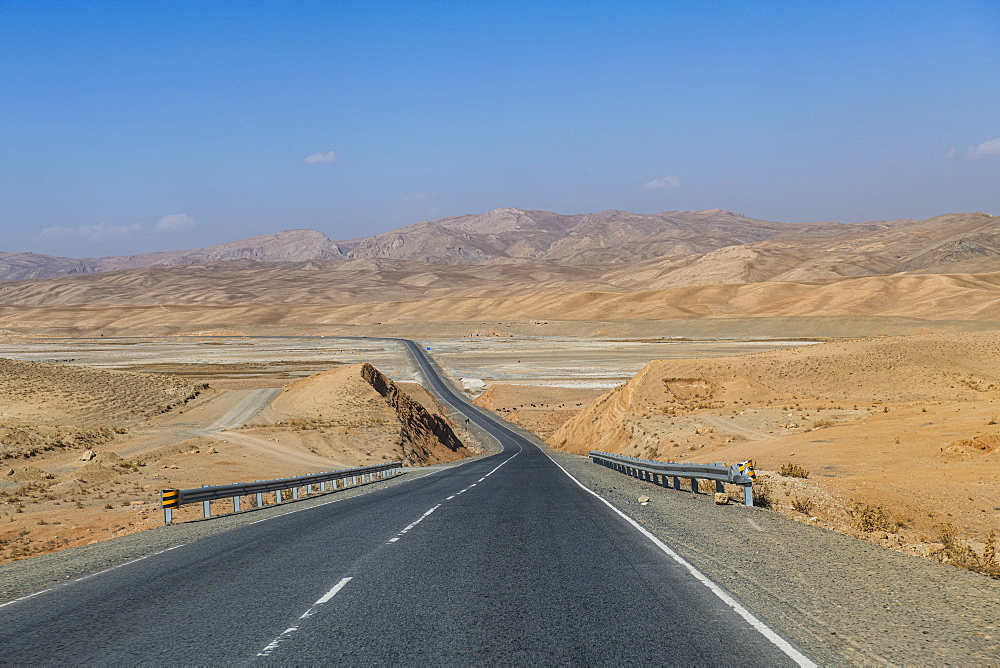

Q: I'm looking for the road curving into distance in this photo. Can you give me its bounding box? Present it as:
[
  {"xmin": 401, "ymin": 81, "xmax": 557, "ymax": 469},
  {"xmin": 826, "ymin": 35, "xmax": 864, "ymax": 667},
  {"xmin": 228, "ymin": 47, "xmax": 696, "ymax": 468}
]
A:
[{"xmin": 0, "ymin": 338, "xmax": 813, "ymax": 665}]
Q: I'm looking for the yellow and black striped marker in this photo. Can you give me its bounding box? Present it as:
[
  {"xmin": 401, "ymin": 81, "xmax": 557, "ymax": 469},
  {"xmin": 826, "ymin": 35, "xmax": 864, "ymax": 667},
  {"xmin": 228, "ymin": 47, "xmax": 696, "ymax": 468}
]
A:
[
  {"xmin": 161, "ymin": 489, "xmax": 180, "ymax": 509},
  {"xmin": 737, "ymin": 461, "xmax": 757, "ymax": 481}
]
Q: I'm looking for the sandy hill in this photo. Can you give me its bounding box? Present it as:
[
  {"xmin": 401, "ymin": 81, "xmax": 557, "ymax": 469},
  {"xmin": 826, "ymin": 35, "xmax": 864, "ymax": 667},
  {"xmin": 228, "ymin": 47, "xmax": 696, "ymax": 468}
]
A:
[
  {"xmin": 549, "ymin": 330, "xmax": 1000, "ymax": 455},
  {"xmin": 260, "ymin": 363, "xmax": 470, "ymax": 465},
  {"xmin": 0, "ymin": 357, "xmax": 199, "ymax": 426},
  {"xmin": 608, "ymin": 212, "xmax": 1000, "ymax": 288},
  {"xmin": 3, "ymin": 266, "xmax": 1000, "ymax": 336},
  {"xmin": 0, "ymin": 258, "xmax": 615, "ymax": 307}
]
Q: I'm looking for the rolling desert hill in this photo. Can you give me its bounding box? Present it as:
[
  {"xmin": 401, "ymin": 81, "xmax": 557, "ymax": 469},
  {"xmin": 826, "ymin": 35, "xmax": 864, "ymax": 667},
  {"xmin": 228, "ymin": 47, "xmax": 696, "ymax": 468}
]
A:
[
  {"xmin": 2, "ymin": 263, "xmax": 1000, "ymax": 336},
  {"xmin": 605, "ymin": 212, "xmax": 1000, "ymax": 288},
  {"xmin": 0, "ymin": 208, "xmax": 998, "ymax": 337}
]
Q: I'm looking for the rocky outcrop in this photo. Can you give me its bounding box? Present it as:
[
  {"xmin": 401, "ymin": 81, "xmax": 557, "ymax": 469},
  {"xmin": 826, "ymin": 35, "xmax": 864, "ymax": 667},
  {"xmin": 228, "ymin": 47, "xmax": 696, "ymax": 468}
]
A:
[
  {"xmin": 358, "ymin": 363, "xmax": 467, "ymax": 464},
  {"xmin": 266, "ymin": 363, "xmax": 470, "ymax": 466}
]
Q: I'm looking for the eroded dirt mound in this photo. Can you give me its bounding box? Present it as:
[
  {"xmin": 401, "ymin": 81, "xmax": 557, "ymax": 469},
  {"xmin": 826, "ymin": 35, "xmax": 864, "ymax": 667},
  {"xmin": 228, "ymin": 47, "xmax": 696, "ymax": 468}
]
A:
[
  {"xmin": 260, "ymin": 363, "xmax": 470, "ymax": 465},
  {"xmin": 0, "ymin": 358, "xmax": 200, "ymax": 426}
]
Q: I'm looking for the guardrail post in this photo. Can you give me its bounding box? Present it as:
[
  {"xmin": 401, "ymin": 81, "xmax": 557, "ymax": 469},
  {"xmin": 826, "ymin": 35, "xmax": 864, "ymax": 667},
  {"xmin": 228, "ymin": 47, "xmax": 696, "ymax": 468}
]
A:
[
  {"xmin": 690, "ymin": 477, "xmax": 698, "ymax": 493},
  {"xmin": 276, "ymin": 489, "xmax": 283, "ymax": 503},
  {"xmin": 715, "ymin": 480, "xmax": 725, "ymax": 494},
  {"xmin": 161, "ymin": 489, "xmax": 179, "ymax": 525},
  {"xmin": 233, "ymin": 496, "xmax": 241, "ymax": 512},
  {"xmin": 203, "ymin": 500, "xmax": 211, "ymax": 518},
  {"xmin": 320, "ymin": 481, "xmax": 326, "ymax": 492},
  {"xmin": 743, "ymin": 484, "xmax": 753, "ymax": 507},
  {"xmin": 256, "ymin": 490, "xmax": 264, "ymax": 507},
  {"xmin": 306, "ymin": 484, "xmax": 313, "ymax": 494},
  {"xmin": 673, "ymin": 476, "xmax": 680, "ymax": 490},
  {"xmin": 292, "ymin": 487, "xmax": 299, "ymax": 500},
  {"xmin": 352, "ymin": 475, "xmax": 357, "ymax": 486}
]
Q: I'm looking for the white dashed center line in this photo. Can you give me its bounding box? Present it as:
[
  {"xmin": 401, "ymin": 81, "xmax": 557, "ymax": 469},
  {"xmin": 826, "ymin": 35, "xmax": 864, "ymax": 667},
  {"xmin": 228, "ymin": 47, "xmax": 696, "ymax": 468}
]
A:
[
  {"xmin": 388, "ymin": 504, "xmax": 441, "ymax": 543},
  {"xmin": 256, "ymin": 577, "xmax": 353, "ymax": 657}
]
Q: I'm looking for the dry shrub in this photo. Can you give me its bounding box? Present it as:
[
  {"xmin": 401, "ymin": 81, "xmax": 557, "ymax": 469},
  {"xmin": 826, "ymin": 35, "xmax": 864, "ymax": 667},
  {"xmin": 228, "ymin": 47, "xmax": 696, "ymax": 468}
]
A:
[
  {"xmin": 931, "ymin": 526, "xmax": 1000, "ymax": 579},
  {"xmin": 778, "ymin": 462, "xmax": 809, "ymax": 478},
  {"xmin": 848, "ymin": 503, "xmax": 897, "ymax": 533},
  {"xmin": 752, "ymin": 477, "xmax": 773, "ymax": 509},
  {"xmin": 791, "ymin": 496, "xmax": 814, "ymax": 514},
  {"xmin": 812, "ymin": 419, "xmax": 834, "ymax": 429}
]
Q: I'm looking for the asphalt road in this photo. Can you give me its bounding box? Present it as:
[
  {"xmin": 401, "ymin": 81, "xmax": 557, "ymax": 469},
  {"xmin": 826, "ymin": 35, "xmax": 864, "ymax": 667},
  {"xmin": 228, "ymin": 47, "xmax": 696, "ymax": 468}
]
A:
[{"xmin": 0, "ymin": 340, "xmax": 812, "ymax": 665}]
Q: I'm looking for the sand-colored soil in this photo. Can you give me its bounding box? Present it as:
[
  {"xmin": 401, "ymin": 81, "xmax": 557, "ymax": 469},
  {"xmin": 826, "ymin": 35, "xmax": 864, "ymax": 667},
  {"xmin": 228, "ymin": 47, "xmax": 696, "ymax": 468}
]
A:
[
  {"xmin": 545, "ymin": 330, "xmax": 1000, "ymax": 568},
  {"xmin": 0, "ymin": 357, "xmax": 200, "ymax": 427},
  {"xmin": 474, "ymin": 384, "xmax": 604, "ymax": 438}
]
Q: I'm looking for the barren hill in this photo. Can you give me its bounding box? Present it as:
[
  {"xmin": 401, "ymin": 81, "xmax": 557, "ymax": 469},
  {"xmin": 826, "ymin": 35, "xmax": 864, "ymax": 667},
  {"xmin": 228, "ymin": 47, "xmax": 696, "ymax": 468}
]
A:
[
  {"xmin": 259, "ymin": 363, "xmax": 470, "ymax": 465},
  {"xmin": 552, "ymin": 330, "xmax": 1000, "ymax": 457},
  {"xmin": 346, "ymin": 207, "xmax": 851, "ymax": 265},
  {"xmin": 0, "ymin": 358, "xmax": 199, "ymax": 427},
  {"xmin": 93, "ymin": 229, "xmax": 348, "ymax": 271},
  {"xmin": 3, "ymin": 263, "xmax": 1000, "ymax": 335},
  {"xmin": 608, "ymin": 212, "xmax": 1000, "ymax": 288}
]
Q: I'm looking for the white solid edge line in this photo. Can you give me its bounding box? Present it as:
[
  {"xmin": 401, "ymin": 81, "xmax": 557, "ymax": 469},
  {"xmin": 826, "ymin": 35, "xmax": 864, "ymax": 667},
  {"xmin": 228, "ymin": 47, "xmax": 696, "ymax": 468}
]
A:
[
  {"xmin": 543, "ymin": 452, "xmax": 816, "ymax": 668},
  {"xmin": 0, "ymin": 541, "xmax": 191, "ymax": 610}
]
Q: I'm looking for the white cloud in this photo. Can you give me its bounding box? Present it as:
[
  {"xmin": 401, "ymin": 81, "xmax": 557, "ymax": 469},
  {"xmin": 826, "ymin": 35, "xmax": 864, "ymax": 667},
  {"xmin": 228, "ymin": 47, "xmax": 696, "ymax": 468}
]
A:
[
  {"xmin": 945, "ymin": 146, "xmax": 958, "ymax": 159},
  {"xmin": 641, "ymin": 175, "xmax": 681, "ymax": 190},
  {"xmin": 302, "ymin": 151, "xmax": 338, "ymax": 164},
  {"xmin": 968, "ymin": 138, "xmax": 1000, "ymax": 159},
  {"xmin": 39, "ymin": 223, "xmax": 142, "ymax": 242},
  {"xmin": 156, "ymin": 213, "xmax": 195, "ymax": 232}
]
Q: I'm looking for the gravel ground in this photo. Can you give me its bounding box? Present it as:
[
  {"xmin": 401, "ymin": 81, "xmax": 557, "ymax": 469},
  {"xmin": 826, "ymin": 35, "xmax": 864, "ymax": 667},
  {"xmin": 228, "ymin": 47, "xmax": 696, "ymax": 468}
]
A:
[{"xmin": 547, "ymin": 448, "xmax": 1000, "ymax": 665}]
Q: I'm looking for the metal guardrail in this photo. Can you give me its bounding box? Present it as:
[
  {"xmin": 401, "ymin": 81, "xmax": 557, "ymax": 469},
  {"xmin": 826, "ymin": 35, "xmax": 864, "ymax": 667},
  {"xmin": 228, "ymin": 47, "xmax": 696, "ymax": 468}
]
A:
[
  {"xmin": 589, "ymin": 451, "xmax": 756, "ymax": 506},
  {"xmin": 161, "ymin": 461, "xmax": 403, "ymax": 524}
]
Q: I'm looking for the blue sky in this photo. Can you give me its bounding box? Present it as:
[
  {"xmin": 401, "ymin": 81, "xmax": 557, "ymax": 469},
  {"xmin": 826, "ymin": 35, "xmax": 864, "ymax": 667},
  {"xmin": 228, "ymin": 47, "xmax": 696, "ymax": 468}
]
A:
[{"xmin": 1, "ymin": 1, "xmax": 998, "ymax": 257}]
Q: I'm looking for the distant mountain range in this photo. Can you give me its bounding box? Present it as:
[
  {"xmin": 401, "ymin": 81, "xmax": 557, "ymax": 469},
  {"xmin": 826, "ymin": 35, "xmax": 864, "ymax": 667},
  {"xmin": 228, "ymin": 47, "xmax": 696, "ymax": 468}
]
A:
[
  {"xmin": 0, "ymin": 229, "xmax": 349, "ymax": 282},
  {"xmin": 2, "ymin": 207, "xmax": 998, "ymax": 284}
]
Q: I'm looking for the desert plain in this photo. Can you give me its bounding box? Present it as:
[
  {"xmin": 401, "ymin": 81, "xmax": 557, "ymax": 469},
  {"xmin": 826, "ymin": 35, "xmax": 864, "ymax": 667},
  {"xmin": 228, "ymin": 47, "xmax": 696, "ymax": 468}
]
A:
[{"xmin": 1, "ymin": 207, "xmax": 1000, "ymax": 579}]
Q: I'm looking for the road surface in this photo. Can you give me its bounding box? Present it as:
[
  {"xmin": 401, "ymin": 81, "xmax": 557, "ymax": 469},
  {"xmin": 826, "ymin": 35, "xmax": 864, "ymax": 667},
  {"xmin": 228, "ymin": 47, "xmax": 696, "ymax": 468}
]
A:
[{"xmin": 0, "ymin": 340, "xmax": 811, "ymax": 665}]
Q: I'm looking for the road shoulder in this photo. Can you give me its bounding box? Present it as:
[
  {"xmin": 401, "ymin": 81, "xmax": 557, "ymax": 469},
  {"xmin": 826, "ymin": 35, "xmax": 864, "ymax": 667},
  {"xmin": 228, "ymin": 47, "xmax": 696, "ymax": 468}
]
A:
[{"xmin": 546, "ymin": 448, "xmax": 1000, "ymax": 665}]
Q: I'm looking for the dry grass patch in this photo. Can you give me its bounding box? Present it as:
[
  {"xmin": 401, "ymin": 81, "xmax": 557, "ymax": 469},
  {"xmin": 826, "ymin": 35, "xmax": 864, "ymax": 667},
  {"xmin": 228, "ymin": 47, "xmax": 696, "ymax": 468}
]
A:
[{"xmin": 778, "ymin": 462, "xmax": 810, "ymax": 478}]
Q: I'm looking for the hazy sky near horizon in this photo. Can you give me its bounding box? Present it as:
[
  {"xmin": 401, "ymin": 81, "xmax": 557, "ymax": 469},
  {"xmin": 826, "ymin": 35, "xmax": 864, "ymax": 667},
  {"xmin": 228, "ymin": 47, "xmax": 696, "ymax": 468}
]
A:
[{"xmin": 2, "ymin": 1, "xmax": 998, "ymax": 257}]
